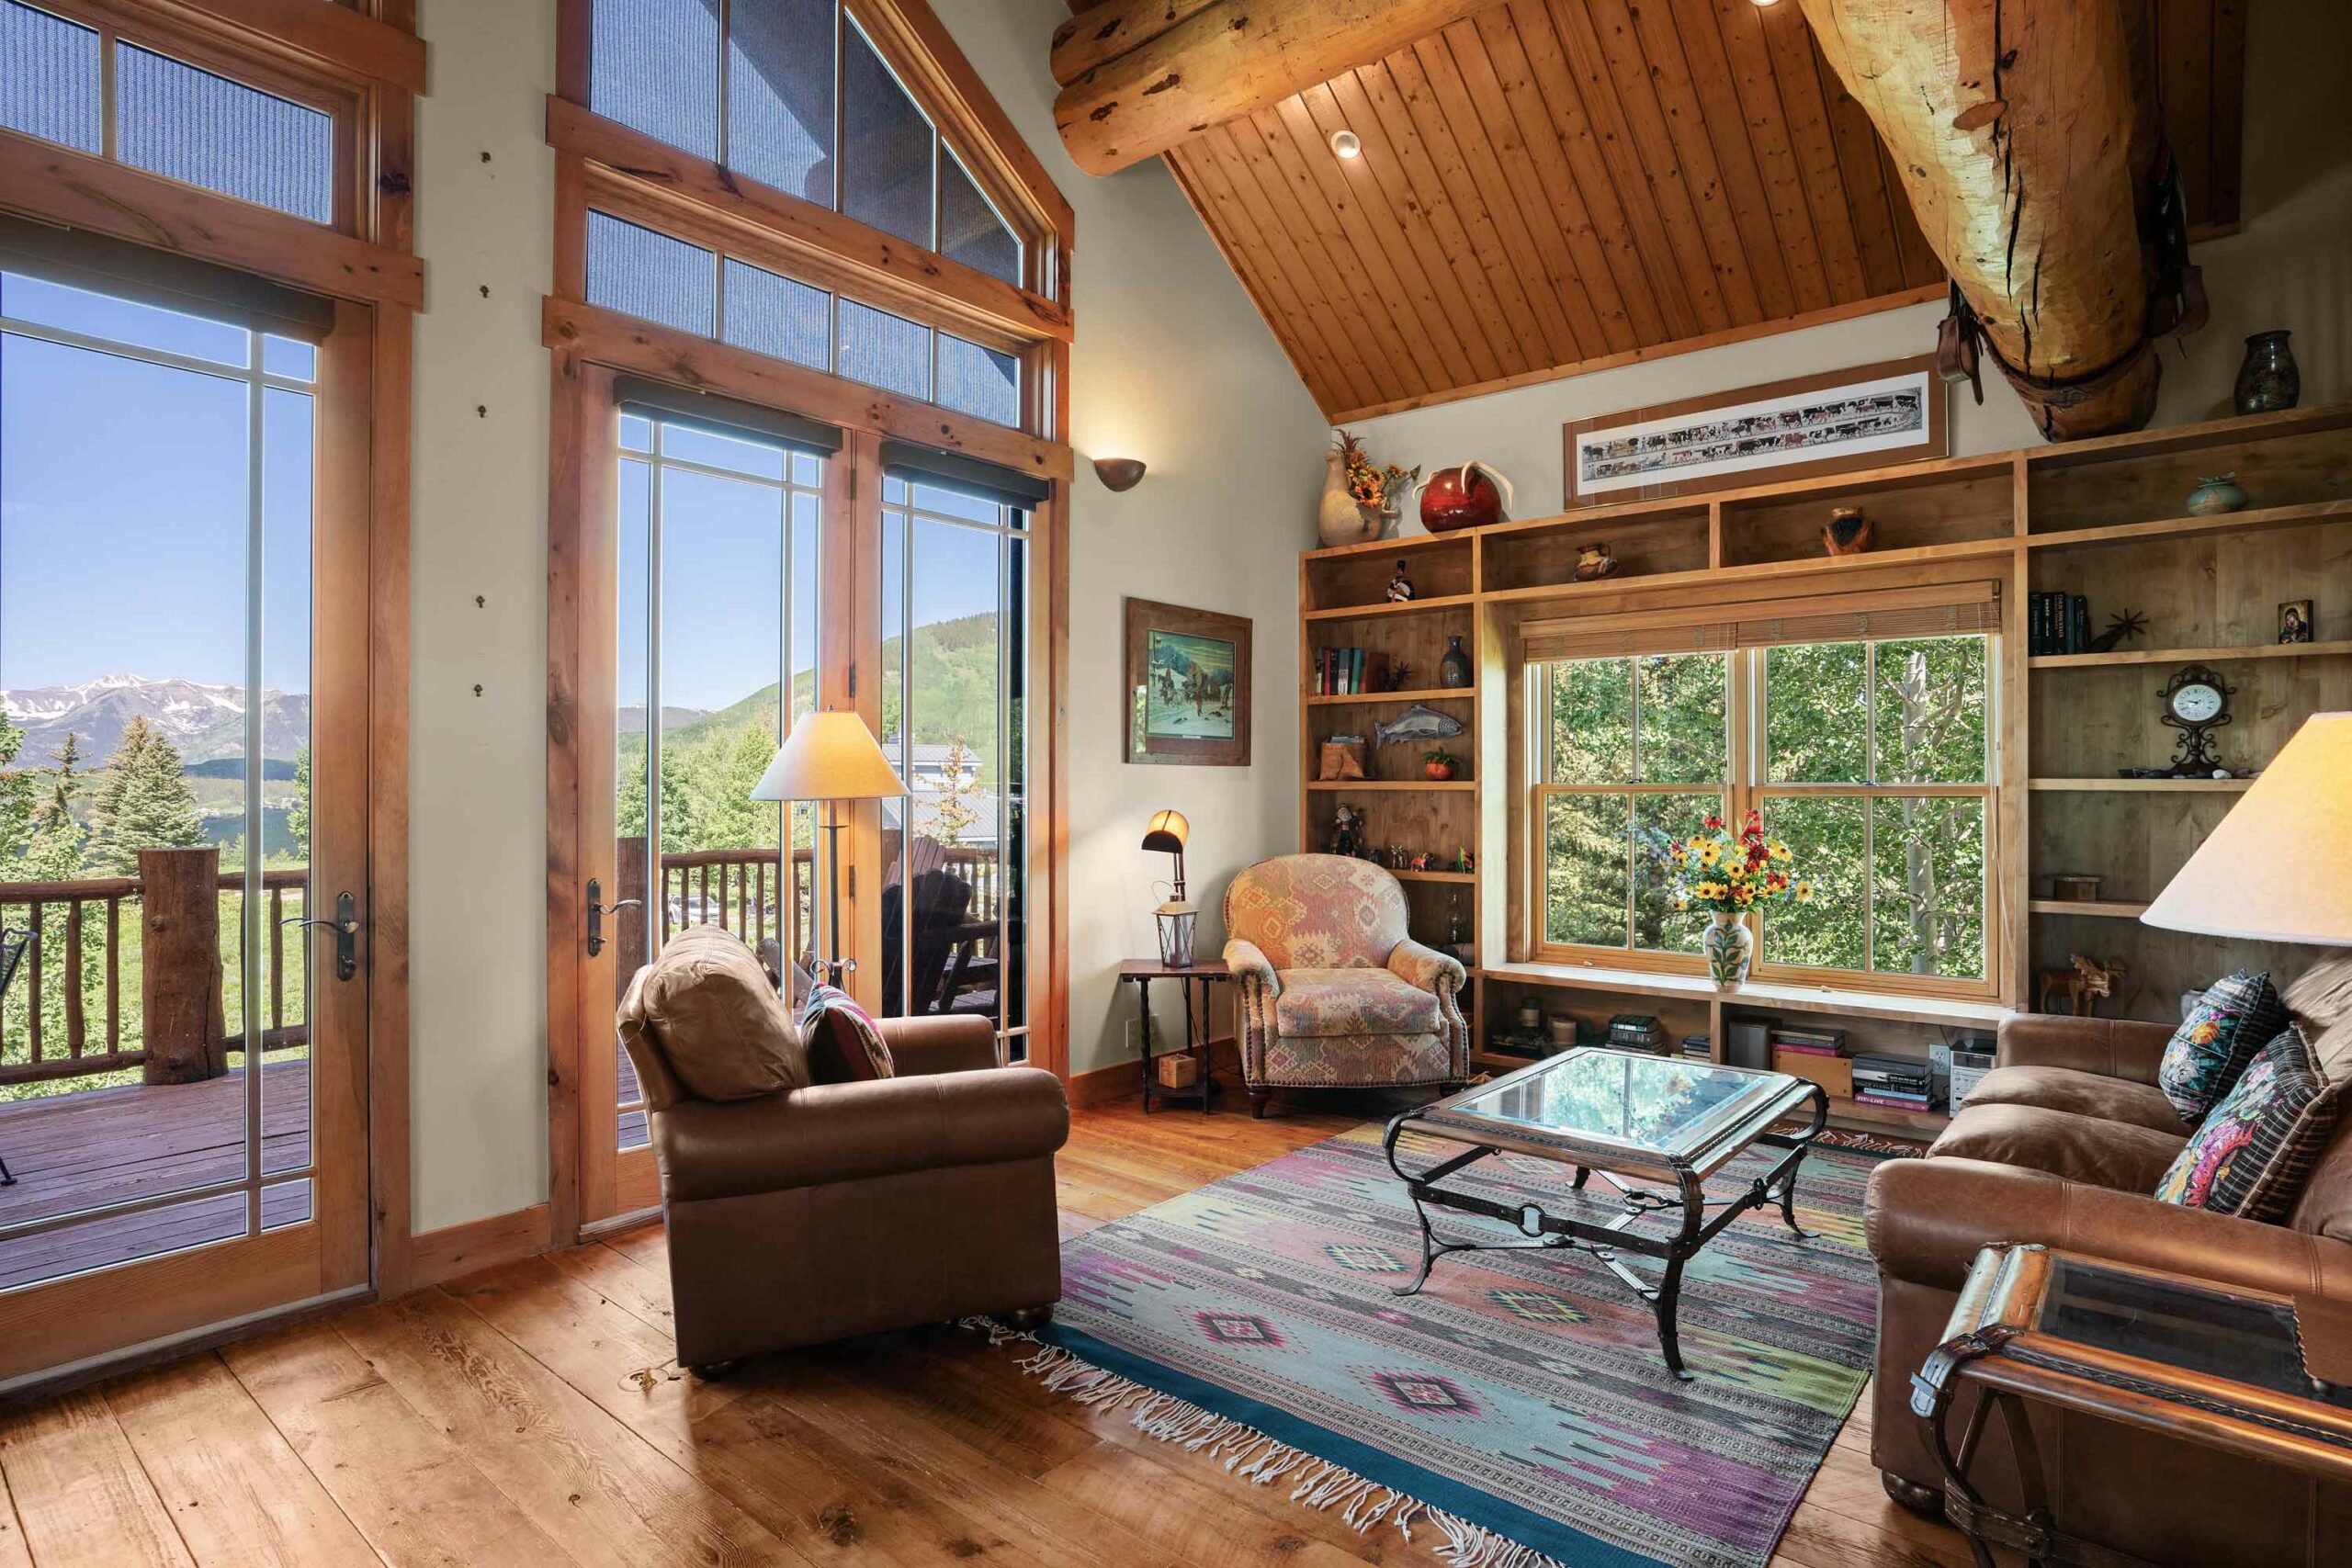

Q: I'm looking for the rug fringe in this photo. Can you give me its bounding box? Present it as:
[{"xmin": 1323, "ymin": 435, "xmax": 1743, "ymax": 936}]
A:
[{"xmin": 963, "ymin": 1319, "xmax": 1572, "ymax": 1568}]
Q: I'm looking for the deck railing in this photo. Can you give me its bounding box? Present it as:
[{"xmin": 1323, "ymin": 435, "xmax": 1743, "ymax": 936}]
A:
[{"xmin": 0, "ymin": 863, "xmax": 310, "ymax": 1087}]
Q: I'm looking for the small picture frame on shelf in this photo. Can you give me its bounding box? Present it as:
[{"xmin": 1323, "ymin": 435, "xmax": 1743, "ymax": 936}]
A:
[{"xmin": 2279, "ymin": 599, "xmax": 2314, "ymax": 644}]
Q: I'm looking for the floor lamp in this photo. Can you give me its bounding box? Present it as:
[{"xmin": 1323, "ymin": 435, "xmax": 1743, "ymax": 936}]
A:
[
  {"xmin": 2142, "ymin": 712, "xmax": 2352, "ymax": 1000},
  {"xmin": 752, "ymin": 711, "xmax": 908, "ymax": 988}
]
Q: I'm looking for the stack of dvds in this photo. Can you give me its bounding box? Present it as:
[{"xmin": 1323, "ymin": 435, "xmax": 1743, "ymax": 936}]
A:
[{"xmin": 1851, "ymin": 1053, "xmax": 1937, "ymax": 1113}]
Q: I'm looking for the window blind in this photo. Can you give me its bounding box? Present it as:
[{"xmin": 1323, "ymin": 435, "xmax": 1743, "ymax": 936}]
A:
[
  {"xmin": 614, "ymin": 375, "xmax": 842, "ymax": 457},
  {"xmin": 0, "ymin": 214, "xmax": 335, "ymax": 340},
  {"xmin": 1523, "ymin": 581, "xmax": 1999, "ymax": 663},
  {"xmin": 879, "ymin": 439, "xmax": 1049, "ymax": 506}
]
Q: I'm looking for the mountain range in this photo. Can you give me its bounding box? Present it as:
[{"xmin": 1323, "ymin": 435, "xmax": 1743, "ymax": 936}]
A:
[{"xmin": 0, "ymin": 675, "xmax": 310, "ymax": 772}]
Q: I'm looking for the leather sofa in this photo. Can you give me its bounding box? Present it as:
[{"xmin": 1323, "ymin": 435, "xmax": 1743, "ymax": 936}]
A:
[
  {"xmin": 619, "ymin": 952, "xmax": 1069, "ymax": 1371},
  {"xmin": 1223, "ymin": 853, "xmax": 1470, "ymax": 1116},
  {"xmin": 1866, "ymin": 1013, "xmax": 2352, "ymax": 1564}
]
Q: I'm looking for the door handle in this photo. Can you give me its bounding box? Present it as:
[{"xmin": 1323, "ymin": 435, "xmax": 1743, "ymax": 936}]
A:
[
  {"xmin": 585, "ymin": 878, "xmax": 642, "ymax": 958},
  {"xmin": 284, "ymin": 891, "xmax": 359, "ymax": 981}
]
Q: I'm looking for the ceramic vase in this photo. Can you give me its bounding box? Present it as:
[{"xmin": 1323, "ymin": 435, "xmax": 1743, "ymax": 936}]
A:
[
  {"xmin": 1317, "ymin": 451, "xmax": 1378, "ymax": 548},
  {"xmin": 1438, "ymin": 635, "xmax": 1473, "ymax": 689},
  {"xmin": 2233, "ymin": 331, "xmax": 2301, "ymax": 416},
  {"xmin": 1703, "ymin": 912, "xmax": 1753, "ymax": 989},
  {"xmin": 2186, "ymin": 473, "xmax": 2247, "ymax": 516}
]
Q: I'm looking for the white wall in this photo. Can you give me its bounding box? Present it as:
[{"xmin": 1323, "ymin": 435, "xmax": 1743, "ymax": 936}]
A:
[
  {"xmin": 403, "ymin": 0, "xmax": 1325, "ymax": 1229},
  {"xmin": 1346, "ymin": 2, "xmax": 2352, "ymax": 503}
]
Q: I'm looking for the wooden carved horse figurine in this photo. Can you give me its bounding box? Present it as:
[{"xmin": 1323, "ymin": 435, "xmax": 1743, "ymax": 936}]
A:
[{"xmin": 2036, "ymin": 953, "xmax": 2126, "ymax": 1017}]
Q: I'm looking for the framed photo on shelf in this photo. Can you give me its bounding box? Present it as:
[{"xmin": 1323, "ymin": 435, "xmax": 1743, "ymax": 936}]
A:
[
  {"xmin": 2279, "ymin": 600, "xmax": 2314, "ymax": 643},
  {"xmin": 1563, "ymin": 355, "xmax": 1947, "ymax": 508},
  {"xmin": 1125, "ymin": 598, "xmax": 1251, "ymax": 766}
]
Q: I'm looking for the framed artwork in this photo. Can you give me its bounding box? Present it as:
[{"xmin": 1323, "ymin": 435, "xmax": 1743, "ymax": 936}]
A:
[
  {"xmin": 1125, "ymin": 598, "xmax": 1250, "ymax": 766},
  {"xmin": 1563, "ymin": 355, "xmax": 1947, "ymax": 508},
  {"xmin": 2279, "ymin": 600, "xmax": 2314, "ymax": 644}
]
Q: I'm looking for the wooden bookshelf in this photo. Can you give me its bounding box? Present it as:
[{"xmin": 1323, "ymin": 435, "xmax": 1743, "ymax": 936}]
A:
[{"xmin": 1299, "ymin": 401, "xmax": 2352, "ymax": 1125}]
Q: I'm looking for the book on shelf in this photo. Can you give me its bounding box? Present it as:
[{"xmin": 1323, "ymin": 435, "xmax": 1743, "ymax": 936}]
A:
[
  {"xmin": 1768, "ymin": 1027, "xmax": 1847, "ymax": 1055},
  {"xmin": 1855, "ymin": 1091, "xmax": 1936, "ymax": 1113},
  {"xmin": 1680, "ymin": 1033, "xmax": 1712, "ymax": 1059},
  {"xmin": 2029, "ymin": 592, "xmax": 2093, "ymax": 656},
  {"xmin": 1312, "ymin": 647, "xmax": 1390, "ymax": 696}
]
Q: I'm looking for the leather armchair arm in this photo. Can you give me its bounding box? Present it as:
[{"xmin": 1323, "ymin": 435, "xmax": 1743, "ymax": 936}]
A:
[
  {"xmin": 653, "ymin": 1066, "xmax": 1069, "ymax": 1203},
  {"xmin": 1385, "ymin": 937, "xmax": 1464, "ymax": 998},
  {"xmin": 1224, "ymin": 938, "xmax": 1279, "ymax": 998},
  {"xmin": 1997, "ymin": 1013, "xmax": 2176, "ymax": 1087},
  {"xmin": 878, "ymin": 1012, "xmax": 999, "ymax": 1077},
  {"xmin": 1866, "ymin": 1156, "xmax": 2352, "ymax": 1301}
]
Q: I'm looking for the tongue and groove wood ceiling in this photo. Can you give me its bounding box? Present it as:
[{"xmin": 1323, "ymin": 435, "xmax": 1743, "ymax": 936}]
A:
[{"xmin": 1117, "ymin": 0, "xmax": 2245, "ymax": 423}]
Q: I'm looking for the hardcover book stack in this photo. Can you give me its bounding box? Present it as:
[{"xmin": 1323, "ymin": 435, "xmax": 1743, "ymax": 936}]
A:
[
  {"xmin": 1768, "ymin": 1025, "xmax": 1845, "ymax": 1059},
  {"xmin": 2030, "ymin": 592, "xmax": 2091, "ymax": 655},
  {"xmin": 1852, "ymin": 1052, "xmax": 1938, "ymax": 1113}
]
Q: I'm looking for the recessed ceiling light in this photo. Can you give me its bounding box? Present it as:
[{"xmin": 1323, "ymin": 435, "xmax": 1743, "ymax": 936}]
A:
[
  {"xmin": 1750, "ymin": 0, "xmax": 1781, "ymax": 7},
  {"xmin": 1329, "ymin": 130, "xmax": 1362, "ymax": 160}
]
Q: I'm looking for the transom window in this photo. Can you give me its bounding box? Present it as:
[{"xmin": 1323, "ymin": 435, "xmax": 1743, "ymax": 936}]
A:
[
  {"xmin": 588, "ymin": 0, "xmax": 1024, "ymax": 288},
  {"xmin": 1532, "ymin": 597, "xmax": 1997, "ymax": 996}
]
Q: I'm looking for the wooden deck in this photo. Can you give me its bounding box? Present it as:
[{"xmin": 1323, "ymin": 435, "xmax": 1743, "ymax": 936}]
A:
[
  {"xmin": 0, "ymin": 1093, "xmax": 2008, "ymax": 1568},
  {"xmin": 0, "ymin": 1060, "xmax": 311, "ymax": 1291}
]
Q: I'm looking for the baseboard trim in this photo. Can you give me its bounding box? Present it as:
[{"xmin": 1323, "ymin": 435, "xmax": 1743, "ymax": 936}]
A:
[
  {"xmin": 1069, "ymin": 1037, "xmax": 1239, "ymax": 1109},
  {"xmin": 408, "ymin": 1202, "xmax": 553, "ymax": 1292}
]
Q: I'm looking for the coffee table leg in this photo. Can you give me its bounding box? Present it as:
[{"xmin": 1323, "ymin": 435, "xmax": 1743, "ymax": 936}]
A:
[
  {"xmin": 1772, "ymin": 1086, "xmax": 1829, "ymax": 1239},
  {"xmin": 1652, "ymin": 1254, "xmax": 1690, "ymax": 1381},
  {"xmin": 1571, "ymin": 1167, "xmax": 1589, "ymax": 1190}
]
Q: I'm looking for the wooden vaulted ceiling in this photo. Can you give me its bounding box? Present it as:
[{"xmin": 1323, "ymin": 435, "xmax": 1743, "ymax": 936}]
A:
[{"xmin": 1119, "ymin": 0, "xmax": 2245, "ymax": 423}]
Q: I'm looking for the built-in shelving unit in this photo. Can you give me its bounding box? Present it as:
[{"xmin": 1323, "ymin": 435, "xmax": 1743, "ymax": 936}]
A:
[{"xmin": 1299, "ymin": 401, "xmax": 2352, "ymax": 1139}]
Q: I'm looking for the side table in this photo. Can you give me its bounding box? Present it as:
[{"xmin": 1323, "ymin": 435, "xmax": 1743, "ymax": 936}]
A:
[
  {"xmin": 1914, "ymin": 1243, "xmax": 2352, "ymax": 1568},
  {"xmin": 1116, "ymin": 959, "xmax": 1231, "ymax": 1112}
]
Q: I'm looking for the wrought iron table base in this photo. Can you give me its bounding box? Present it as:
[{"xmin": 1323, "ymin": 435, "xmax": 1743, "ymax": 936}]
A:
[{"xmin": 1382, "ymin": 1106, "xmax": 1825, "ymax": 1381}]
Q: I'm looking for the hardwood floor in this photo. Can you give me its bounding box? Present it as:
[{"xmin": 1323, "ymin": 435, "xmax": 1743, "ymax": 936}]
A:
[{"xmin": 0, "ymin": 1093, "xmax": 2000, "ymax": 1568}]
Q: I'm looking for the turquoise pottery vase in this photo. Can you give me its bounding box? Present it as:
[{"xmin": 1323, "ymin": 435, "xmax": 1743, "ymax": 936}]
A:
[{"xmin": 1703, "ymin": 912, "xmax": 1753, "ymax": 989}]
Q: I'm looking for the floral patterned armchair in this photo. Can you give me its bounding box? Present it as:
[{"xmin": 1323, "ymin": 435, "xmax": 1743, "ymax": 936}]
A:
[{"xmin": 1222, "ymin": 854, "xmax": 1470, "ymax": 1116}]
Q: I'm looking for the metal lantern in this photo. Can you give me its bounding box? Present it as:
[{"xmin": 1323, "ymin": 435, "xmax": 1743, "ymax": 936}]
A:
[{"xmin": 1155, "ymin": 899, "xmax": 1198, "ymax": 969}]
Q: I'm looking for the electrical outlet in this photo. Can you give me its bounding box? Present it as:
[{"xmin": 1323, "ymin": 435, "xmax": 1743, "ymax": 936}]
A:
[{"xmin": 1124, "ymin": 1018, "xmax": 1142, "ymax": 1056}]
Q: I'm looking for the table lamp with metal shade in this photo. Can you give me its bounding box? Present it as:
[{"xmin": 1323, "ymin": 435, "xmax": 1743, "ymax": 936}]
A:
[
  {"xmin": 2142, "ymin": 712, "xmax": 2352, "ymax": 1006},
  {"xmin": 1142, "ymin": 809, "xmax": 1195, "ymax": 968},
  {"xmin": 751, "ymin": 711, "xmax": 908, "ymax": 988}
]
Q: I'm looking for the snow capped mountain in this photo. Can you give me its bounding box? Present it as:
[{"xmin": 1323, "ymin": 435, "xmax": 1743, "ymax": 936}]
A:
[{"xmin": 0, "ymin": 675, "xmax": 310, "ymax": 770}]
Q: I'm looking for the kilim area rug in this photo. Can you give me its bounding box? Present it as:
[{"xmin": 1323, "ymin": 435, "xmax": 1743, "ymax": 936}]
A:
[{"xmin": 986, "ymin": 1123, "xmax": 1891, "ymax": 1568}]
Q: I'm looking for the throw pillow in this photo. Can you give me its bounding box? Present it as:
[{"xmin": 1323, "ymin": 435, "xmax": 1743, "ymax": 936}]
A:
[
  {"xmin": 801, "ymin": 983, "xmax": 895, "ymax": 1083},
  {"xmin": 636, "ymin": 924, "xmax": 808, "ymax": 1101},
  {"xmin": 2156, "ymin": 970, "xmax": 2288, "ymax": 1122},
  {"xmin": 2154, "ymin": 1026, "xmax": 2345, "ymax": 1222}
]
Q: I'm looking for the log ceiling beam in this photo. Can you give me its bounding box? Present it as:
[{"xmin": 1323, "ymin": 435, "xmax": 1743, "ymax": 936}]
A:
[
  {"xmin": 1052, "ymin": 0, "xmax": 1500, "ymax": 175},
  {"xmin": 1797, "ymin": 0, "xmax": 2182, "ymax": 437}
]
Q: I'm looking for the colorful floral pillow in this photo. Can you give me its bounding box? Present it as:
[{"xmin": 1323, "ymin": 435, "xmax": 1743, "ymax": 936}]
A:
[
  {"xmin": 2154, "ymin": 1027, "xmax": 2344, "ymax": 1222},
  {"xmin": 2156, "ymin": 970, "xmax": 2287, "ymax": 1122},
  {"xmin": 799, "ymin": 983, "xmax": 894, "ymax": 1084}
]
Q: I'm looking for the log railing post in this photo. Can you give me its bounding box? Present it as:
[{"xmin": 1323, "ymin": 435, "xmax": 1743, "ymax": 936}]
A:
[{"xmin": 140, "ymin": 846, "xmax": 228, "ymax": 1085}]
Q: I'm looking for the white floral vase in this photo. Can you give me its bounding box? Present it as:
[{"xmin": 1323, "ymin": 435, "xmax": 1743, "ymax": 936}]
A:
[{"xmin": 1703, "ymin": 912, "xmax": 1753, "ymax": 989}]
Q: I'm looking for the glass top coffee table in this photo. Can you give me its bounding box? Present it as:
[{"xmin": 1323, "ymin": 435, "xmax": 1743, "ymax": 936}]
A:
[{"xmin": 1384, "ymin": 1047, "xmax": 1828, "ymax": 1380}]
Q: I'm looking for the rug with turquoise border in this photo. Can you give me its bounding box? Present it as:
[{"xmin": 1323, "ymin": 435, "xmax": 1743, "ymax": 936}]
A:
[{"xmin": 993, "ymin": 1122, "xmax": 1889, "ymax": 1568}]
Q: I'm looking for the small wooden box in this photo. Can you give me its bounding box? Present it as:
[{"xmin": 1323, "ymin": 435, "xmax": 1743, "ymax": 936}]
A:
[
  {"xmin": 1772, "ymin": 1049, "xmax": 1853, "ymax": 1100},
  {"xmin": 1155, "ymin": 1054, "xmax": 1202, "ymax": 1089}
]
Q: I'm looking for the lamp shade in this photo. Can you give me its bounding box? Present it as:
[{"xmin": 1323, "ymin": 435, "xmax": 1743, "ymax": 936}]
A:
[
  {"xmin": 749, "ymin": 711, "xmax": 907, "ymax": 802},
  {"xmin": 2142, "ymin": 713, "xmax": 2352, "ymax": 946},
  {"xmin": 1141, "ymin": 808, "xmax": 1189, "ymax": 853}
]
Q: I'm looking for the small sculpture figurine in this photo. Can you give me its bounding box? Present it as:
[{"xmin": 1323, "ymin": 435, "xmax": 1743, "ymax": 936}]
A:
[
  {"xmin": 1385, "ymin": 660, "xmax": 1413, "ymax": 692},
  {"xmin": 1329, "ymin": 804, "xmax": 1364, "ymax": 859},
  {"xmin": 1385, "ymin": 560, "xmax": 1415, "ymax": 603},
  {"xmin": 1454, "ymin": 848, "xmax": 1475, "ymax": 874},
  {"xmin": 2036, "ymin": 953, "xmax": 2126, "ymax": 1017},
  {"xmin": 1388, "ymin": 843, "xmax": 1408, "ymax": 870},
  {"xmin": 1572, "ymin": 543, "xmax": 1619, "ymax": 581},
  {"xmin": 1408, "ymin": 852, "xmax": 1432, "ymax": 873},
  {"xmin": 1822, "ymin": 505, "xmax": 1874, "ymax": 556},
  {"xmin": 2086, "ymin": 610, "xmax": 2146, "ymax": 654}
]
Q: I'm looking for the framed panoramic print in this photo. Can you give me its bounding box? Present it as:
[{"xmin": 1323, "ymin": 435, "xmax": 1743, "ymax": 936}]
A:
[
  {"xmin": 1563, "ymin": 355, "xmax": 1947, "ymax": 507},
  {"xmin": 1125, "ymin": 598, "xmax": 1251, "ymax": 766}
]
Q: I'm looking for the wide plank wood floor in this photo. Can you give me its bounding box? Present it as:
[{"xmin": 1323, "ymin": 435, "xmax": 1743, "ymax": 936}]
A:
[{"xmin": 0, "ymin": 1094, "xmax": 2004, "ymax": 1567}]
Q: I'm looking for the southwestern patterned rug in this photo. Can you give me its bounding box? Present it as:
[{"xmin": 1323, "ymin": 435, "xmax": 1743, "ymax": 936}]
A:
[{"xmin": 990, "ymin": 1123, "xmax": 1888, "ymax": 1568}]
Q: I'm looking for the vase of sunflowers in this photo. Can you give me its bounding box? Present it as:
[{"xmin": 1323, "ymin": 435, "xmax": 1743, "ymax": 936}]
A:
[
  {"xmin": 1668, "ymin": 810, "xmax": 1811, "ymax": 989},
  {"xmin": 1319, "ymin": 432, "xmax": 1419, "ymax": 547}
]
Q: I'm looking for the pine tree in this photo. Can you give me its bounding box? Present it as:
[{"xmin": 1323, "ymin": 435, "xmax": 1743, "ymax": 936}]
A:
[
  {"xmin": 0, "ymin": 718, "xmax": 40, "ymax": 864},
  {"xmin": 22, "ymin": 730, "xmax": 85, "ymax": 881},
  {"xmin": 286, "ymin": 745, "xmax": 311, "ymax": 863},
  {"xmin": 86, "ymin": 717, "xmax": 207, "ymax": 874}
]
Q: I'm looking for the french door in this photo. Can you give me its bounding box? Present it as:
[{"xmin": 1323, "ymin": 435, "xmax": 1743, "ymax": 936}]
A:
[
  {"xmin": 0, "ymin": 259, "xmax": 373, "ymax": 1384},
  {"xmin": 556, "ymin": 369, "xmax": 1045, "ymax": 1228}
]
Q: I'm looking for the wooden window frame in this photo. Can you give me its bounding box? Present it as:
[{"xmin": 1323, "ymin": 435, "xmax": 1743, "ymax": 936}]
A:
[
  {"xmin": 0, "ymin": 0, "xmax": 418, "ymax": 1336},
  {"xmin": 546, "ymin": 0, "xmax": 1072, "ymax": 1245},
  {"xmin": 1526, "ymin": 635, "xmax": 2003, "ymax": 1005}
]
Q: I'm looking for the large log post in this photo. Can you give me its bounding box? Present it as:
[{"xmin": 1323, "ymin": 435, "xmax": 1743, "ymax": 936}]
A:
[
  {"xmin": 140, "ymin": 846, "xmax": 228, "ymax": 1085},
  {"xmin": 1795, "ymin": 0, "xmax": 2173, "ymax": 437},
  {"xmin": 1051, "ymin": 0, "xmax": 1498, "ymax": 176}
]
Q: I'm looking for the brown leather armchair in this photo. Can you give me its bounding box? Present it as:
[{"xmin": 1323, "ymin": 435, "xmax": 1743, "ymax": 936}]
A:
[
  {"xmin": 620, "ymin": 990, "xmax": 1068, "ymax": 1371},
  {"xmin": 1866, "ymin": 1013, "xmax": 2352, "ymax": 1564}
]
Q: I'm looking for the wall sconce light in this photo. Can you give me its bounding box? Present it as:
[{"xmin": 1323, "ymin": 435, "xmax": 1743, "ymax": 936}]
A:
[
  {"xmin": 1093, "ymin": 457, "xmax": 1148, "ymax": 492},
  {"xmin": 1748, "ymin": 0, "xmax": 1781, "ymax": 7},
  {"xmin": 1329, "ymin": 130, "xmax": 1362, "ymax": 160}
]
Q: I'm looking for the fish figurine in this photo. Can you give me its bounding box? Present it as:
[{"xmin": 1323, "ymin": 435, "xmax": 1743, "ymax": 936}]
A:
[{"xmin": 1374, "ymin": 704, "xmax": 1466, "ymax": 749}]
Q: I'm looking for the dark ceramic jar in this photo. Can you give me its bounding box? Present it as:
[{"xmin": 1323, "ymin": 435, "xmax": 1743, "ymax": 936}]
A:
[{"xmin": 2233, "ymin": 331, "xmax": 2301, "ymax": 415}]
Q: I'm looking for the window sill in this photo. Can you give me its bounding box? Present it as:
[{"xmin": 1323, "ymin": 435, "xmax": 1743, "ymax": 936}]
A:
[{"xmin": 1480, "ymin": 958, "xmax": 2009, "ymax": 1029}]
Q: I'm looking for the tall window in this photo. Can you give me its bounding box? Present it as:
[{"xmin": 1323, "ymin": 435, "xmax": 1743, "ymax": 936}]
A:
[
  {"xmin": 877, "ymin": 466, "xmax": 1030, "ymax": 1063},
  {"xmin": 1532, "ymin": 604, "xmax": 1996, "ymax": 995}
]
